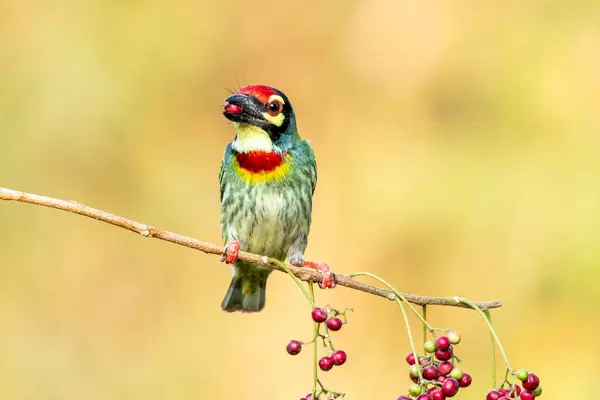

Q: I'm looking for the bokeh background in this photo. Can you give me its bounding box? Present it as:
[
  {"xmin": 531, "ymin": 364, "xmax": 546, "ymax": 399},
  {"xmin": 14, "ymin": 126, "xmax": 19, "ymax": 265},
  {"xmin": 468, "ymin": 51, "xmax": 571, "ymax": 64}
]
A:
[{"xmin": 1, "ymin": 1, "xmax": 599, "ymax": 399}]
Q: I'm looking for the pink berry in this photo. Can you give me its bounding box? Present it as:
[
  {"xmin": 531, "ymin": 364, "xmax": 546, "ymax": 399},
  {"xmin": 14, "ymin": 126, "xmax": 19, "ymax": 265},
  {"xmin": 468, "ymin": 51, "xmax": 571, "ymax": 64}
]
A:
[
  {"xmin": 423, "ymin": 365, "xmax": 439, "ymax": 380},
  {"xmin": 318, "ymin": 356, "xmax": 334, "ymax": 371},
  {"xmin": 416, "ymin": 395, "xmax": 433, "ymax": 400},
  {"xmin": 438, "ymin": 361, "xmax": 454, "ymax": 376},
  {"xmin": 459, "ymin": 373, "xmax": 472, "ymax": 388},
  {"xmin": 311, "ymin": 308, "xmax": 327, "ymax": 323},
  {"xmin": 419, "ymin": 356, "xmax": 431, "ymax": 366},
  {"xmin": 436, "ymin": 336, "xmax": 451, "ymax": 350},
  {"xmin": 396, "ymin": 397, "xmax": 411, "ymax": 400},
  {"xmin": 436, "ymin": 375, "xmax": 447, "ymax": 383},
  {"xmin": 442, "ymin": 378, "xmax": 459, "ymax": 397},
  {"xmin": 332, "ymin": 350, "xmax": 347, "ymax": 366},
  {"xmin": 286, "ymin": 340, "xmax": 302, "ymax": 355},
  {"xmin": 326, "ymin": 317, "xmax": 343, "ymax": 331},
  {"xmin": 486, "ymin": 391, "xmax": 502, "ymax": 400},
  {"xmin": 520, "ymin": 391, "xmax": 535, "ymax": 400},
  {"xmin": 514, "ymin": 385, "xmax": 522, "ymax": 396},
  {"xmin": 522, "ymin": 374, "xmax": 540, "ymax": 391},
  {"xmin": 405, "ymin": 353, "xmax": 416, "ymax": 365},
  {"xmin": 430, "ymin": 389, "xmax": 446, "ymax": 400},
  {"xmin": 435, "ymin": 346, "xmax": 453, "ymax": 361}
]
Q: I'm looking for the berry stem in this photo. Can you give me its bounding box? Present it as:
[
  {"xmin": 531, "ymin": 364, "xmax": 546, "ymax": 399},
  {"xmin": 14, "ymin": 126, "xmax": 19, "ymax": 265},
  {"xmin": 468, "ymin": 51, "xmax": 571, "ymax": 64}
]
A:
[
  {"xmin": 395, "ymin": 297, "xmax": 422, "ymax": 382},
  {"xmin": 269, "ymin": 258, "xmax": 316, "ymax": 308},
  {"xmin": 485, "ymin": 309, "xmax": 497, "ymax": 388},
  {"xmin": 348, "ymin": 272, "xmax": 436, "ymax": 336},
  {"xmin": 422, "ymin": 305, "xmax": 428, "ymax": 345},
  {"xmin": 454, "ymin": 297, "xmax": 512, "ymax": 372},
  {"xmin": 309, "ymin": 283, "xmax": 318, "ymax": 397}
]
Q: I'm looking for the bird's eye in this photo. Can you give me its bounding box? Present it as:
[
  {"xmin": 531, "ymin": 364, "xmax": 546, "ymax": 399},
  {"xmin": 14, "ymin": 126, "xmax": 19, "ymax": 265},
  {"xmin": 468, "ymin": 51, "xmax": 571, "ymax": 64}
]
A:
[{"xmin": 267, "ymin": 100, "xmax": 283, "ymax": 116}]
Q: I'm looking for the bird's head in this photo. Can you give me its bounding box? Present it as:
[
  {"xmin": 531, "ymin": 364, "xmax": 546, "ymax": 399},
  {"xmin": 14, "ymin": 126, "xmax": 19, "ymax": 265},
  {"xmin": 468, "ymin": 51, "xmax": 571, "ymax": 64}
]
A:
[{"xmin": 223, "ymin": 85, "xmax": 298, "ymax": 153}]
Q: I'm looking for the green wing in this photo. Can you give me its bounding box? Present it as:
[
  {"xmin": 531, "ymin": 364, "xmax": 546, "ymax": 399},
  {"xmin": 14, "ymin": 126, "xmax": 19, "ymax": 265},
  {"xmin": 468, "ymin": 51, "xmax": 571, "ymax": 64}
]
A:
[{"xmin": 219, "ymin": 143, "xmax": 234, "ymax": 203}]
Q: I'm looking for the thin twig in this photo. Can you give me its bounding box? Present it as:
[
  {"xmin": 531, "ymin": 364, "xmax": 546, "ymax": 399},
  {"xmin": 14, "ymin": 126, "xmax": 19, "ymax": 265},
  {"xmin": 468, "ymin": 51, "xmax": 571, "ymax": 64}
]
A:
[{"xmin": 0, "ymin": 187, "xmax": 502, "ymax": 310}]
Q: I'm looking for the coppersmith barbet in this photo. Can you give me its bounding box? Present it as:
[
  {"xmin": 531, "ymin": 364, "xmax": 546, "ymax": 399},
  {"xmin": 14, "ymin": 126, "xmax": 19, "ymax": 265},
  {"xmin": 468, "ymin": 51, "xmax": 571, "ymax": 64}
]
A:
[{"xmin": 219, "ymin": 85, "xmax": 335, "ymax": 313}]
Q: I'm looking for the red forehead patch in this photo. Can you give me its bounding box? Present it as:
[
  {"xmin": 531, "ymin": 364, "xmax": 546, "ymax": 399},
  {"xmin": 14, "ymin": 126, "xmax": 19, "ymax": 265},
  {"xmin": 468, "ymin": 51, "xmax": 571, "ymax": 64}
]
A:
[{"xmin": 237, "ymin": 85, "xmax": 278, "ymax": 104}]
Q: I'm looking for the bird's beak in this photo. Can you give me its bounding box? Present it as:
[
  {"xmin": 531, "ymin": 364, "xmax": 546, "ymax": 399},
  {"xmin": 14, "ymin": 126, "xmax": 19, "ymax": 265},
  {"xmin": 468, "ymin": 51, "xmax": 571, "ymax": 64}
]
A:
[{"xmin": 223, "ymin": 94, "xmax": 266, "ymax": 125}]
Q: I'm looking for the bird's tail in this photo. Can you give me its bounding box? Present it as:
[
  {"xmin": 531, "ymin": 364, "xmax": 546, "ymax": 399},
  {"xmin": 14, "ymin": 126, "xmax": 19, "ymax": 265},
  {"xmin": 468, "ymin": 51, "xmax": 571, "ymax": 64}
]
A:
[{"xmin": 221, "ymin": 272, "xmax": 268, "ymax": 313}]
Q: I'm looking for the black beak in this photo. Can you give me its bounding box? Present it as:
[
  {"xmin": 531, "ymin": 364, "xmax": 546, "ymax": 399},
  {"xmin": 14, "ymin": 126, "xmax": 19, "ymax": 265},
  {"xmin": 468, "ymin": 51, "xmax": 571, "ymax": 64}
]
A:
[{"xmin": 223, "ymin": 94, "xmax": 267, "ymax": 126}]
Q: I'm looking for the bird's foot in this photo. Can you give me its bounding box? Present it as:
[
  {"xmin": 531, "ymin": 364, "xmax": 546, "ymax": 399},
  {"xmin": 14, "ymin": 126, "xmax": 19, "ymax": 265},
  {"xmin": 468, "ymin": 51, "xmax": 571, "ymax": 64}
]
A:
[
  {"xmin": 220, "ymin": 240, "xmax": 240, "ymax": 264},
  {"xmin": 303, "ymin": 260, "xmax": 336, "ymax": 289}
]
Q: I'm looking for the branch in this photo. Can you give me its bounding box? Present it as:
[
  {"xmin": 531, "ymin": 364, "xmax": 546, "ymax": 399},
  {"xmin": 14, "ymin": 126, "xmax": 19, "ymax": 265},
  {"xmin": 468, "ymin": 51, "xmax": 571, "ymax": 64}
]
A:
[{"xmin": 0, "ymin": 187, "xmax": 501, "ymax": 310}]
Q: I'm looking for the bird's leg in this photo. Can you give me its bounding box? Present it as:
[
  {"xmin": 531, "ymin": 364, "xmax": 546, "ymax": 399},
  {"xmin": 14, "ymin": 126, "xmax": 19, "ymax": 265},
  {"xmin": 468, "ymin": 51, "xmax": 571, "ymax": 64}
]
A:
[
  {"xmin": 303, "ymin": 261, "xmax": 336, "ymax": 289},
  {"xmin": 220, "ymin": 240, "xmax": 240, "ymax": 264}
]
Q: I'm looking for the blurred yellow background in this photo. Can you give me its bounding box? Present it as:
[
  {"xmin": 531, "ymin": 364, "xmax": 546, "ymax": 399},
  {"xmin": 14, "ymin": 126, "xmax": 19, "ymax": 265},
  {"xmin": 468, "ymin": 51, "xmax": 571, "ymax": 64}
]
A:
[{"xmin": 1, "ymin": 1, "xmax": 598, "ymax": 399}]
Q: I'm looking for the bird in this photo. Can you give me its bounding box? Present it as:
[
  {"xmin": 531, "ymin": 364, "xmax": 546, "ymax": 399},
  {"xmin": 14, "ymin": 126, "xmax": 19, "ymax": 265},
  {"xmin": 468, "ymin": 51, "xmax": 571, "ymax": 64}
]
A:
[{"xmin": 218, "ymin": 85, "xmax": 335, "ymax": 313}]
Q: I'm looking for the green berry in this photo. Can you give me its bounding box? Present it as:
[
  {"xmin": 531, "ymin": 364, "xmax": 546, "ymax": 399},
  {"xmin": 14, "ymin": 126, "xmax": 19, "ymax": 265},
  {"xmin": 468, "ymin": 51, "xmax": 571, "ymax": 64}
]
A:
[
  {"xmin": 447, "ymin": 331, "xmax": 461, "ymax": 345},
  {"xmin": 424, "ymin": 341, "xmax": 436, "ymax": 353},
  {"xmin": 449, "ymin": 367, "xmax": 464, "ymax": 380},
  {"xmin": 409, "ymin": 365, "xmax": 422, "ymax": 378},
  {"xmin": 516, "ymin": 369, "xmax": 529, "ymax": 381},
  {"xmin": 408, "ymin": 384, "xmax": 422, "ymax": 396},
  {"xmin": 533, "ymin": 386, "xmax": 543, "ymax": 396}
]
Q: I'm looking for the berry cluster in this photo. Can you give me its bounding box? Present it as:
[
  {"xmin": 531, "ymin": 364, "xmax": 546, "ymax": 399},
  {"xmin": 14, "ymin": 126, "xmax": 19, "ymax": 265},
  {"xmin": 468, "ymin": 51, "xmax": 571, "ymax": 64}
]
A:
[
  {"xmin": 485, "ymin": 370, "xmax": 542, "ymax": 400},
  {"xmin": 397, "ymin": 332, "xmax": 472, "ymax": 399},
  {"xmin": 286, "ymin": 307, "xmax": 350, "ymax": 399}
]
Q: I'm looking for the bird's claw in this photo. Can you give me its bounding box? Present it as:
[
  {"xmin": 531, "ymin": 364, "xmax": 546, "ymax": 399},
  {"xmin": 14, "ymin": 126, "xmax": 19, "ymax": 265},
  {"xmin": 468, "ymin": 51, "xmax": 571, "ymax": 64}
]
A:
[
  {"xmin": 220, "ymin": 240, "xmax": 240, "ymax": 264},
  {"xmin": 303, "ymin": 261, "xmax": 336, "ymax": 289}
]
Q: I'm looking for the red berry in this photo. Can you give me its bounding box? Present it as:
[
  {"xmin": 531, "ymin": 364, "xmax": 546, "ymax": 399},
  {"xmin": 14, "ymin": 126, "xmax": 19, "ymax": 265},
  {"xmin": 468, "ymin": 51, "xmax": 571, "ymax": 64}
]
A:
[
  {"xmin": 311, "ymin": 308, "xmax": 327, "ymax": 323},
  {"xmin": 396, "ymin": 397, "xmax": 411, "ymax": 400},
  {"xmin": 522, "ymin": 374, "xmax": 540, "ymax": 391},
  {"xmin": 405, "ymin": 353, "xmax": 416, "ymax": 365},
  {"xmin": 442, "ymin": 378, "xmax": 460, "ymax": 397},
  {"xmin": 332, "ymin": 350, "xmax": 347, "ymax": 366},
  {"xmin": 409, "ymin": 374, "xmax": 419, "ymax": 383},
  {"xmin": 520, "ymin": 391, "xmax": 535, "ymax": 400},
  {"xmin": 514, "ymin": 385, "xmax": 522, "ymax": 396},
  {"xmin": 438, "ymin": 361, "xmax": 454, "ymax": 376},
  {"xmin": 486, "ymin": 390, "xmax": 502, "ymax": 400},
  {"xmin": 436, "ymin": 375, "xmax": 447, "ymax": 383},
  {"xmin": 430, "ymin": 389, "xmax": 446, "ymax": 400},
  {"xmin": 459, "ymin": 373, "xmax": 472, "ymax": 388},
  {"xmin": 416, "ymin": 395, "xmax": 433, "ymax": 400},
  {"xmin": 326, "ymin": 317, "xmax": 343, "ymax": 331},
  {"xmin": 423, "ymin": 365, "xmax": 439, "ymax": 380},
  {"xmin": 435, "ymin": 346, "xmax": 453, "ymax": 361},
  {"xmin": 286, "ymin": 340, "xmax": 302, "ymax": 355},
  {"xmin": 318, "ymin": 356, "xmax": 334, "ymax": 371},
  {"xmin": 436, "ymin": 336, "xmax": 451, "ymax": 350}
]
